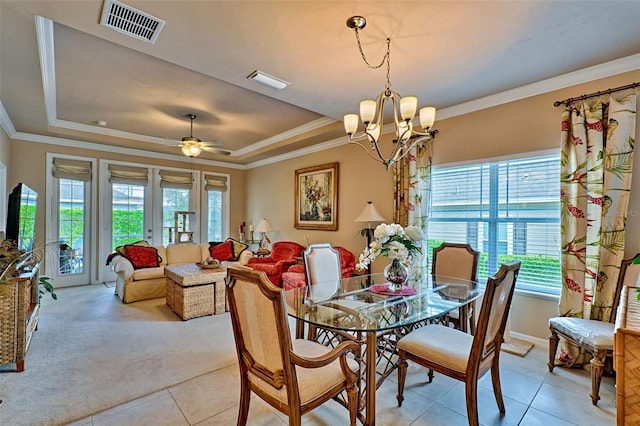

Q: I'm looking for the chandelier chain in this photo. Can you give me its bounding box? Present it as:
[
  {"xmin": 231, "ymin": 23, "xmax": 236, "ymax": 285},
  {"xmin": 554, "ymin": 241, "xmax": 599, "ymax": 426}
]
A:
[{"xmin": 354, "ymin": 28, "xmax": 393, "ymax": 94}]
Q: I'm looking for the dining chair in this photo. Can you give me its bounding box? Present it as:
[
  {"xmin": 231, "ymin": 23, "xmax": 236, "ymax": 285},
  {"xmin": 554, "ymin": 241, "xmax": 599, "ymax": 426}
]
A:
[
  {"xmin": 226, "ymin": 267, "xmax": 360, "ymax": 426},
  {"xmin": 432, "ymin": 242, "xmax": 480, "ymax": 334},
  {"xmin": 548, "ymin": 253, "xmax": 640, "ymax": 405},
  {"xmin": 397, "ymin": 261, "xmax": 521, "ymax": 426}
]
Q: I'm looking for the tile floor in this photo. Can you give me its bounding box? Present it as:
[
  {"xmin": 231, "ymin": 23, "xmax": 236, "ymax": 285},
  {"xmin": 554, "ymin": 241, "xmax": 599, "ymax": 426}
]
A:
[{"xmin": 66, "ymin": 342, "xmax": 616, "ymax": 425}]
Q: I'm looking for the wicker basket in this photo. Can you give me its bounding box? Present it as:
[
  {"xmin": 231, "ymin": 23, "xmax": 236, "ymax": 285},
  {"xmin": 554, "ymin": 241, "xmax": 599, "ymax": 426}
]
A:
[{"xmin": 615, "ymin": 286, "xmax": 640, "ymax": 425}]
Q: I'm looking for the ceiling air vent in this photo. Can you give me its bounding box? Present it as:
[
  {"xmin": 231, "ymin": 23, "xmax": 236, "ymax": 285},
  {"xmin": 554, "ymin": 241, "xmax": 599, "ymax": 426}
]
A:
[{"xmin": 100, "ymin": 0, "xmax": 165, "ymax": 43}]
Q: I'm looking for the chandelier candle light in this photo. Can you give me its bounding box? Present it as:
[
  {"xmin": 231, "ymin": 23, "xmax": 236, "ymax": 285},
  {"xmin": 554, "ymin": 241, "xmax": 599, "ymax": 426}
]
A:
[{"xmin": 343, "ymin": 16, "xmax": 438, "ymax": 171}]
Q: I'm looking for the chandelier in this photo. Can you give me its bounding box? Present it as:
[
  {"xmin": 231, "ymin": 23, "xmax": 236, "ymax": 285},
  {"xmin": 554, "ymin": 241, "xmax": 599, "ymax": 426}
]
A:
[{"xmin": 343, "ymin": 16, "xmax": 438, "ymax": 170}]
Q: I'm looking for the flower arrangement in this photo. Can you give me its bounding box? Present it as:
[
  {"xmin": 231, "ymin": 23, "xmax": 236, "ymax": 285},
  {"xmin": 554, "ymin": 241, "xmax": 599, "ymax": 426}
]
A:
[{"xmin": 356, "ymin": 223, "xmax": 424, "ymax": 271}]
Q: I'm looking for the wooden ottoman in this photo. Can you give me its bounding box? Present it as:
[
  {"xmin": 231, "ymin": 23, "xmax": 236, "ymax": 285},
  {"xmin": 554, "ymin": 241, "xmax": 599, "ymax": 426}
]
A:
[{"xmin": 164, "ymin": 264, "xmax": 226, "ymax": 320}]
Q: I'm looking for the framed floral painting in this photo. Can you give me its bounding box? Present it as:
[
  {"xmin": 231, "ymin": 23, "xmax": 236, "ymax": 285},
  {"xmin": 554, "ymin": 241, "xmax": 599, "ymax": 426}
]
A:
[{"xmin": 294, "ymin": 162, "xmax": 339, "ymax": 230}]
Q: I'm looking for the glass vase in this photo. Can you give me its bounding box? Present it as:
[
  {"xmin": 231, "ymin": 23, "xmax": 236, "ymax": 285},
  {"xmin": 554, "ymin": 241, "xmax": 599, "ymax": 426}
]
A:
[{"xmin": 384, "ymin": 258, "xmax": 408, "ymax": 291}]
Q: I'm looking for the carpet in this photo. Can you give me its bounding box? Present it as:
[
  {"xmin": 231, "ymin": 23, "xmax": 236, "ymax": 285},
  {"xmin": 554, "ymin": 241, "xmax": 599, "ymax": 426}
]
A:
[{"xmin": 0, "ymin": 284, "xmax": 237, "ymax": 426}]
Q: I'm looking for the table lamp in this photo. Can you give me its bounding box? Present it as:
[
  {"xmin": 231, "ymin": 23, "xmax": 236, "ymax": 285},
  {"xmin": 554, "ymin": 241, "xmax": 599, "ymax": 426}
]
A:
[{"xmin": 255, "ymin": 218, "xmax": 274, "ymax": 251}]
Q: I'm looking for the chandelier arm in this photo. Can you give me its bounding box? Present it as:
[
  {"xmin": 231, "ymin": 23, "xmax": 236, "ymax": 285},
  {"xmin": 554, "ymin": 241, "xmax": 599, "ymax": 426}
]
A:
[{"xmin": 347, "ymin": 138, "xmax": 391, "ymax": 166}]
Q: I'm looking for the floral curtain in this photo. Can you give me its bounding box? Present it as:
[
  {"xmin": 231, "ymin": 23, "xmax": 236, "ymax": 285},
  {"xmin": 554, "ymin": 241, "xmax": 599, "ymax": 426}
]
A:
[
  {"xmin": 558, "ymin": 93, "xmax": 636, "ymax": 366},
  {"xmin": 393, "ymin": 144, "xmax": 432, "ymax": 276}
]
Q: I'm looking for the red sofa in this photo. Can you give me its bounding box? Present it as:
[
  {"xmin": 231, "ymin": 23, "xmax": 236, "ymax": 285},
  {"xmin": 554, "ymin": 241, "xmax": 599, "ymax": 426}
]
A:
[
  {"xmin": 247, "ymin": 241, "xmax": 305, "ymax": 286},
  {"xmin": 281, "ymin": 246, "xmax": 356, "ymax": 291}
]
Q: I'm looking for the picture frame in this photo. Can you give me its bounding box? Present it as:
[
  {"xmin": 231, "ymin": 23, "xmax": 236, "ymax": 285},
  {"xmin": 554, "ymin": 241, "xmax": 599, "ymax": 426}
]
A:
[{"xmin": 294, "ymin": 162, "xmax": 339, "ymax": 231}]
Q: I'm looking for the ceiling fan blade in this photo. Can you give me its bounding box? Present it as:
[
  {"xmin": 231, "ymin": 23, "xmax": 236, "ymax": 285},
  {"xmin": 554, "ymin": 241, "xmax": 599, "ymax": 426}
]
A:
[{"xmin": 202, "ymin": 146, "xmax": 231, "ymax": 155}]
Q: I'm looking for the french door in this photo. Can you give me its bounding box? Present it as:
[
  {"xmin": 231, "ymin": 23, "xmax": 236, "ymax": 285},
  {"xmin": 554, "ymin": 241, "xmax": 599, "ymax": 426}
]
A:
[
  {"xmin": 99, "ymin": 162, "xmax": 199, "ymax": 282},
  {"xmin": 45, "ymin": 156, "xmax": 95, "ymax": 287}
]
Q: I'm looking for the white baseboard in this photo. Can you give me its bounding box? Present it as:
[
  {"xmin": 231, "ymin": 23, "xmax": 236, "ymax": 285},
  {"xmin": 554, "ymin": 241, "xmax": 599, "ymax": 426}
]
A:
[{"xmin": 509, "ymin": 330, "xmax": 548, "ymax": 348}]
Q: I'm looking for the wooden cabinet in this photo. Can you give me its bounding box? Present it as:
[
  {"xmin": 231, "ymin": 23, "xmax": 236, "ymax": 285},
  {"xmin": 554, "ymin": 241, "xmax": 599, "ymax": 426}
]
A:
[
  {"xmin": 0, "ymin": 264, "xmax": 40, "ymax": 372},
  {"xmin": 614, "ymin": 285, "xmax": 640, "ymax": 425}
]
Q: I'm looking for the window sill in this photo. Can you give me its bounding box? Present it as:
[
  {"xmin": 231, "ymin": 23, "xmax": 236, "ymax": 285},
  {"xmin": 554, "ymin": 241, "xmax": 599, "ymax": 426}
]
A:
[{"xmin": 514, "ymin": 288, "xmax": 559, "ymax": 301}]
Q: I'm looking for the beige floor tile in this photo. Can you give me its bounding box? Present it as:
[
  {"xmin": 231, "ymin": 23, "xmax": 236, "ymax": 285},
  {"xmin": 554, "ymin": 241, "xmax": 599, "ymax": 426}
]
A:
[
  {"xmin": 519, "ymin": 407, "xmax": 577, "ymax": 425},
  {"xmin": 377, "ymin": 377, "xmax": 435, "ymax": 426},
  {"xmin": 391, "ymin": 362, "xmax": 458, "ymax": 403},
  {"xmin": 530, "ymin": 382, "xmax": 615, "ymax": 425},
  {"xmin": 92, "ymin": 389, "xmax": 170, "ymax": 421},
  {"xmin": 168, "ymin": 368, "xmax": 240, "ymax": 425},
  {"xmin": 195, "ymin": 396, "xmax": 286, "ymax": 426},
  {"xmin": 411, "ymin": 402, "xmax": 471, "ymax": 426},
  {"xmin": 437, "ymin": 382, "xmax": 529, "ymax": 425},
  {"xmin": 543, "ymin": 364, "xmax": 616, "ymax": 405},
  {"xmin": 64, "ymin": 417, "xmax": 93, "ymax": 426},
  {"xmin": 478, "ymin": 367, "xmax": 542, "ymax": 405},
  {"xmin": 92, "ymin": 392, "xmax": 188, "ymax": 426}
]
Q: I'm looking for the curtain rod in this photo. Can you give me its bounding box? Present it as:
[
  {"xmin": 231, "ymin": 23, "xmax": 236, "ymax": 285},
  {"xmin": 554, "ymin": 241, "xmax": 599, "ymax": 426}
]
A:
[{"xmin": 553, "ymin": 82, "xmax": 640, "ymax": 107}]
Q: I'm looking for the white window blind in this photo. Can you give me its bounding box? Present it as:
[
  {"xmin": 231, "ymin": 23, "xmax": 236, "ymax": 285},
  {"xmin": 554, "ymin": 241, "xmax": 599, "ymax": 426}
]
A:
[
  {"xmin": 159, "ymin": 170, "xmax": 193, "ymax": 189},
  {"xmin": 108, "ymin": 164, "xmax": 149, "ymax": 186},
  {"xmin": 52, "ymin": 158, "xmax": 92, "ymax": 181},
  {"xmin": 429, "ymin": 153, "xmax": 561, "ymax": 294}
]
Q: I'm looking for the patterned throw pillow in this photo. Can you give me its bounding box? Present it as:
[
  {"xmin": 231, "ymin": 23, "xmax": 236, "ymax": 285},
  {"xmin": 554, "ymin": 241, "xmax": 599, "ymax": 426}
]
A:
[
  {"xmin": 226, "ymin": 238, "xmax": 249, "ymax": 260},
  {"xmin": 209, "ymin": 240, "xmax": 234, "ymax": 261},
  {"xmin": 123, "ymin": 245, "xmax": 161, "ymax": 269}
]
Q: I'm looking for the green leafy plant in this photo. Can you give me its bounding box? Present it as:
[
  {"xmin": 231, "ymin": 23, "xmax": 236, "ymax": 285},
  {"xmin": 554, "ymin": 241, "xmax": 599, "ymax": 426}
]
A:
[{"xmin": 38, "ymin": 276, "xmax": 57, "ymax": 300}]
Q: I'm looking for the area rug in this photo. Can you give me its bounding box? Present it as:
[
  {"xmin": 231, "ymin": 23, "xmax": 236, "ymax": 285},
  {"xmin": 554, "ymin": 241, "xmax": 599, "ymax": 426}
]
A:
[{"xmin": 0, "ymin": 284, "xmax": 237, "ymax": 425}]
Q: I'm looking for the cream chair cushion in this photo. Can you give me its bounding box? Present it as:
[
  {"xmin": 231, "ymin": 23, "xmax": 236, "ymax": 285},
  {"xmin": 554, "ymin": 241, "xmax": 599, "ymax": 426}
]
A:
[
  {"xmin": 398, "ymin": 324, "xmax": 474, "ymax": 373},
  {"xmin": 248, "ymin": 339, "xmax": 358, "ymax": 406}
]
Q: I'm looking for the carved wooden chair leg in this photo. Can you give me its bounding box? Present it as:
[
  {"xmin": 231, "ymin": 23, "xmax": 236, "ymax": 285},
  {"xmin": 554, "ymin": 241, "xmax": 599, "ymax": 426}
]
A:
[
  {"xmin": 548, "ymin": 329, "xmax": 559, "ymax": 372},
  {"xmin": 490, "ymin": 357, "xmax": 506, "ymax": 416},
  {"xmin": 397, "ymin": 352, "xmax": 408, "ymax": 407},
  {"xmin": 590, "ymin": 350, "xmax": 607, "ymax": 406},
  {"xmin": 346, "ymin": 384, "xmax": 358, "ymax": 426},
  {"xmin": 237, "ymin": 375, "xmax": 251, "ymax": 426},
  {"xmin": 465, "ymin": 378, "xmax": 480, "ymax": 426}
]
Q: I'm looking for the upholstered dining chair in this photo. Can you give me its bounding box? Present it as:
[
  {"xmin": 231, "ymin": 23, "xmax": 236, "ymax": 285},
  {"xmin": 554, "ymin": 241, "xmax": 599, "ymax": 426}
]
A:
[
  {"xmin": 548, "ymin": 253, "xmax": 640, "ymax": 406},
  {"xmin": 432, "ymin": 242, "xmax": 480, "ymax": 334},
  {"xmin": 397, "ymin": 261, "xmax": 521, "ymax": 426},
  {"xmin": 225, "ymin": 267, "xmax": 360, "ymax": 426}
]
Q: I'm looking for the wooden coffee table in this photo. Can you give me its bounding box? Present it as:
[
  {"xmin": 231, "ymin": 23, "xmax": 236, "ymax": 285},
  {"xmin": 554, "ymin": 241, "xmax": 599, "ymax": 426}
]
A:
[{"xmin": 164, "ymin": 264, "xmax": 226, "ymax": 320}]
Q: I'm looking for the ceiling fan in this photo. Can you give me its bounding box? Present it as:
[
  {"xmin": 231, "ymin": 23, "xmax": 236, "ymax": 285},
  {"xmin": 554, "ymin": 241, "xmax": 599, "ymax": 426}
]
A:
[{"xmin": 178, "ymin": 114, "xmax": 230, "ymax": 157}]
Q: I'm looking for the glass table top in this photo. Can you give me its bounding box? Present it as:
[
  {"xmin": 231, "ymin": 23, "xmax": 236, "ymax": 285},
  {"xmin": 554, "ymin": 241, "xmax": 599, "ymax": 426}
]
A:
[{"xmin": 285, "ymin": 272, "xmax": 483, "ymax": 333}]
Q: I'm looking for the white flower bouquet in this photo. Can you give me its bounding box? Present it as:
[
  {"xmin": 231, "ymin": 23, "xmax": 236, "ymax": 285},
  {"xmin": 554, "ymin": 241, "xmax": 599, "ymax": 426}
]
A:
[{"xmin": 356, "ymin": 223, "xmax": 423, "ymax": 271}]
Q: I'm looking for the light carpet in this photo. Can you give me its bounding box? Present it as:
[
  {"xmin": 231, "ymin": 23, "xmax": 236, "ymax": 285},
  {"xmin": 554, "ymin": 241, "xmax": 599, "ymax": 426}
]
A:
[{"xmin": 0, "ymin": 284, "xmax": 237, "ymax": 425}]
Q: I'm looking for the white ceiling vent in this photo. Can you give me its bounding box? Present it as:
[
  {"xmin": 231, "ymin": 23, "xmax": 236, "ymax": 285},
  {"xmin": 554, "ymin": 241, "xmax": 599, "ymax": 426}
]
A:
[{"xmin": 100, "ymin": 0, "xmax": 165, "ymax": 43}]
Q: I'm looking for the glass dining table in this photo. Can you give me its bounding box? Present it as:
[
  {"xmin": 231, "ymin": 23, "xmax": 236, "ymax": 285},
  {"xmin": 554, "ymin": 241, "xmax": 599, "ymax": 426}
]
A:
[{"xmin": 284, "ymin": 272, "xmax": 483, "ymax": 426}]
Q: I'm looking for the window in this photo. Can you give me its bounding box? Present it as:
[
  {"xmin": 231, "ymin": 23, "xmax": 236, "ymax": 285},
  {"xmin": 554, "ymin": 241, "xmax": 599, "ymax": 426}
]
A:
[
  {"xmin": 162, "ymin": 187, "xmax": 191, "ymax": 245},
  {"xmin": 207, "ymin": 191, "xmax": 223, "ymax": 241},
  {"xmin": 111, "ymin": 183, "xmax": 145, "ymax": 248},
  {"xmin": 429, "ymin": 153, "xmax": 561, "ymax": 294},
  {"xmin": 204, "ymin": 174, "xmax": 227, "ymax": 242}
]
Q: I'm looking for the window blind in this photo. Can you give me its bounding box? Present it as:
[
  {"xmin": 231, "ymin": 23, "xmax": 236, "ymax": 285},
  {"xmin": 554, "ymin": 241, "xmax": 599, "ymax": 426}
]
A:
[
  {"xmin": 159, "ymin": 170, "xmax": 193, "ymax": 189},
  {"xmin": 204, "ymin": 174, "xmax": 227, "ymax": 192},
  {"xmin": 108, "ymin": 164, "xmax": 149, "ymax": 186},
  {"xmin": 52, "ymin": 158, "xmax": 92, "ymax": 181},
  {"xmin": 429, "ymin": 154, "xmax": 561, "ymax": 294}
]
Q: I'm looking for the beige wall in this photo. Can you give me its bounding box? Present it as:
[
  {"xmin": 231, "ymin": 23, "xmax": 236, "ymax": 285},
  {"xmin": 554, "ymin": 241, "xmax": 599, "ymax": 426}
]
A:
[
  {"xmin": 246, "ymin": 69, "xmax": 640, "ymax": 339},
  {"xmin": 7, "ymin": 69, "xmax": 640, "ymax": 340},
  {"xmin": 8, "ymin": 141, "xmax": 246, "ymax": 260}
]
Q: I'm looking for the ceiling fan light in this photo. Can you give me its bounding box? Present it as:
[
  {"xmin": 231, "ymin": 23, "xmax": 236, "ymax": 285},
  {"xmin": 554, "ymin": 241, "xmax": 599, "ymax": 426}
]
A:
[{"xmin": 181, "ymin": 145, "xmax": 202, "ymax": 157}]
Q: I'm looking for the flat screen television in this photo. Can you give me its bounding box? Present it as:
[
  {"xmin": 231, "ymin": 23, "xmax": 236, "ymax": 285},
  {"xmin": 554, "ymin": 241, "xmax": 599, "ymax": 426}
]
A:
[{"xmin": 6, "ymin": 183, "xmax": 38, "ymax": 252}]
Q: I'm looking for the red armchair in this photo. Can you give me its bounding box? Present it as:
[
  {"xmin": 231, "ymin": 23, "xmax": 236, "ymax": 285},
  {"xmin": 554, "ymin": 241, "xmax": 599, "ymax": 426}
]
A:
[
  {"xmin": 282, "ymin": 246, "xmax": 356, "ymax": 291},
  {"xmin": 247, "ymin": 241, "xmax": 305, "ymax": 286}
]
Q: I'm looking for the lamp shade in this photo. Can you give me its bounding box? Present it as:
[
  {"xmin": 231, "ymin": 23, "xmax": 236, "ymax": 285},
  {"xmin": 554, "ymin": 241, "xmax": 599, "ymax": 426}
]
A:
[
  {"xmin": 355, "ymin": 201, "xmax": 386, "ymax": 223},
  {"xmin": 255, "ymin": 218, "xmax": 274, "ymax": 233}
]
